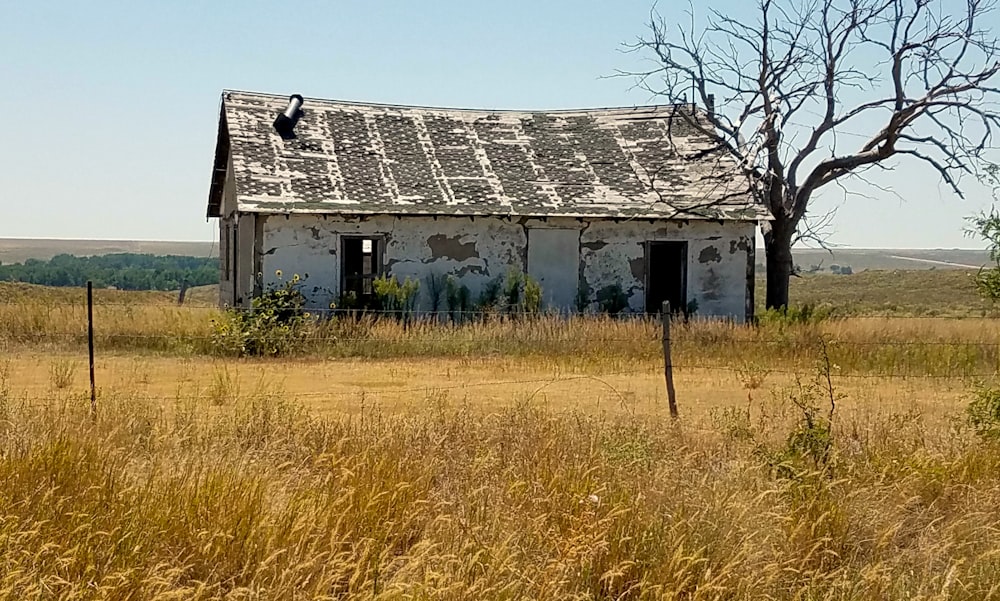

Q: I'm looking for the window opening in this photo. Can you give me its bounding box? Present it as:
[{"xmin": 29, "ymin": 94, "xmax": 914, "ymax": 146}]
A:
[{"xmin": 342, "ymin": 237, "xmax": 381, "ymax": 306}]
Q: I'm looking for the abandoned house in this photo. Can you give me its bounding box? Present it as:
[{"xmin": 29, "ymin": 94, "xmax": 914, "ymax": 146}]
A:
[{"xmin": 206, "ymin": 90, "xmax": 769, "ymax": 320}]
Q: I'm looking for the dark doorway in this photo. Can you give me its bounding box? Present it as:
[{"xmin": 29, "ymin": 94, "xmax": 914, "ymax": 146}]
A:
[
  {"xmin": 645, "ymin": 241, "xmax": 687, "ymax": 314},
  {"xmin": 341, "ymin": 237, "xmax": 381, "ymax": 308}
]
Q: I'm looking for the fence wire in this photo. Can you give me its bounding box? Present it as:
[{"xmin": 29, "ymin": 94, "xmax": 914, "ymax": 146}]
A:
[{"xmin": 4, "ymin": 298, "xmax": 1000, "ymax": 408}]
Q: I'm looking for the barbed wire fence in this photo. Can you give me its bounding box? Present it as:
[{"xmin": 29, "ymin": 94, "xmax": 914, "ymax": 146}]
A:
[{"xmin": 3, "ymin": 286, "xmax": 1000, "ymax": 417}]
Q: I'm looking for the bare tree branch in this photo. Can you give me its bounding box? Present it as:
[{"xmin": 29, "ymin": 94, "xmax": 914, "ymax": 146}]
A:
[{"xmin": 621, "ymin": 0, "xmax": 1000, "ymax": 308}]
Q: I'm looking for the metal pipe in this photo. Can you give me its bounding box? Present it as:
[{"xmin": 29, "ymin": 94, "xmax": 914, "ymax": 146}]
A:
[
  {"xmin": 283, "ymin": 94, "xmax": 304, "ymax": 119},
  {"xmin": 273, "ymin": 94, "xmax": 305, "ymax": 137}
]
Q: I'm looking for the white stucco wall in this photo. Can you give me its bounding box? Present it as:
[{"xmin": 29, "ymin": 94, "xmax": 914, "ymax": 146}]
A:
[
  {"xmin": 251, "ymin": 213, "xmax": 754, "ymax": 320},
  {"xmin": 579, "ymin": 219, "xmax": 753, "ymax": 318}
]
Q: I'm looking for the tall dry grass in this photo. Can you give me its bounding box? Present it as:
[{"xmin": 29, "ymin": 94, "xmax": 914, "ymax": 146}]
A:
[
  {"xmin": 0, "ymin": 380, "xmax": 998, "ymax": 598},
  {"xmin": 3, "ymin": 283, "xmax": 1000, "ymax": 597},
  {"xmin": 2, "ymin": 292, "xmax": 1000, "ymax": 377}
]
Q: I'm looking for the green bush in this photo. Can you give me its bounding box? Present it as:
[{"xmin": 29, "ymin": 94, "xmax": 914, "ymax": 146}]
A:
[
  {"xmin": 503, "ymin": 269, "xmax": 524, "ymax": 312},
  {"xmin": 967, "ymin": 384, "xmax": 1000, "ymax": 440},
  {"xmin": 504, "ymin": 269, "xmax": 543, "ymax": 314},
  {"xmin": 444, "ymin": 276, "xmax": 471, "ymax": 321},
  {"xmin": 373, "ymin": 275, "xmax": 420, "ymax": 317},
  {"xmin": 211, "ymin": 275, "xmax": 306, "ymax": 357},
  {"xmin": 477, "ymin": 276, "xmax": 503, "ymax": 311},
  {"xmin": 967, "ymin": 207, "xmax": 1000, "ymax": 303},
  {"xmin": 425, "ymin": 272, "xmax": 445, "ymax": 313},
  {"xmin": 758, "ymin": 303, "xmax": 832, "ymax": 327},
  {"xmin": 575, "ymin": 280, "xmax": 591, "ymax": 313},
  {"xmin": 596, "ymin": 282, "xmax": 629, "ymax": 314},
  {"xmin": 523, "ymin": 276, "xmax": 543, "ymax": 314}
]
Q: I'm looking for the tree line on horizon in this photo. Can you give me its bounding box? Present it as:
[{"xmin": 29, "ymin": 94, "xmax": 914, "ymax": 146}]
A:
[{"xmin": 0, "ymin": 253, "xmax": 218, "ymax": 291}]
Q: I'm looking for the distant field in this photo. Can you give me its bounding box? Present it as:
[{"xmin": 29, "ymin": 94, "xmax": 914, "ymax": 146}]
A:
[
  {"xmin": 0, "ymin": 238, "xmax": 989, "ymax": 272},
  {"xmin": 789, "ymin": 247, "xmax": 990, "ymax": 271},
  {"xmin": 766, "ymin": 268, "xmax": 995, "ymax": 316},
  {"xmin": 0, "ymin": 238, "xmax": 216, "ymax": 264}
]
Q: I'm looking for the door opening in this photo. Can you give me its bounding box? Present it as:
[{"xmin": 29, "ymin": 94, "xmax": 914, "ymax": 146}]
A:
[
  {"xmin": 645, "ymin": 241, "xmax": 687, "ymax": 314},
  {"xmin": 342, "ymin": 237, "xmax": 381, "ymax": 308}
]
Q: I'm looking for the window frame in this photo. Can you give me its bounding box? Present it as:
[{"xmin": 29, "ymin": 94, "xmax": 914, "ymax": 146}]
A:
[{"xmin": 340, "ymin": 234, "xmax": 385, "ymax": 304}]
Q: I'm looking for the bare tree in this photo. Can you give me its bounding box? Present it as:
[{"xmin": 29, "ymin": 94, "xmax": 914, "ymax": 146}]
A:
[{"xmin": 626, "ymin": 0, "xmax": 1000, "ymax": 309}]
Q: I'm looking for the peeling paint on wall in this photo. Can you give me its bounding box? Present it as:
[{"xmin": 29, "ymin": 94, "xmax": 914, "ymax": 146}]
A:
[
  {"xmin": 701, "ymin": 268, "xmax": 722, "ymax": 301},
  {"xmin": 580, "ymin": 219, "xmax": 754, "ymax": 318},
  {"xmin": 698, "ymin": 246, "xmax": 722, "ymax": 264},
  {"xmin": 252, "ymin": 213, "xmax": 754, "ymax": 321},
  {"xmin": 629, "ymin": 256, "xmax": 645, "ymax": 281},
  {"xmin": 581, "ymin": 240, "xmax": 608, "ymax": 252},
  {"xmin": 427, "ymin": 234, "xmax": 479, "ymax": 262}
]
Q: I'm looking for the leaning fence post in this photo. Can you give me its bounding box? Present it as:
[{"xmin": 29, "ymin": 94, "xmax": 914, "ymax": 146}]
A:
[
  {"xmin": 87, "ymin": 281, "xmax": 96, "ymax": 420},
  {"xmin": 661, "ymin": 300, "xmax": 678, "ymax": 419}
]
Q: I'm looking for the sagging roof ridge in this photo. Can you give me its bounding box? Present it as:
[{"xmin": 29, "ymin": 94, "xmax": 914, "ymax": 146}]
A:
[{"xmin": 221, "ymin": 88, "xmax": 702, "ymax": 117}]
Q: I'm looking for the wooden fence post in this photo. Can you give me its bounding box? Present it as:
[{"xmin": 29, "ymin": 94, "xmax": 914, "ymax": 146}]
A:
[
  {"xmin": 87, "ymin": 281, "xmax": 96, "ymax": 420},
  {"xmin": 661, "ymin": 301, "xmax": 678, "ymax": 419}
]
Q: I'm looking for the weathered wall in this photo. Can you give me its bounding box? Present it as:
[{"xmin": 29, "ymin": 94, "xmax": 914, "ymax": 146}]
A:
[
  {"xmin": 234, "ymin": 214, "xmax": 256, "ymax": 307},
  {"xmin": 219, "ymin": 151, "xmax": 239, "ymax": 306},
  {"xmin": 218, "ymin": 217, "xmax": 234, "ymax": 305},
  {"xmin": 579, "ymin": 219, "xmax": 754, "ymax": 318},
  {"xmin": 526, "ymin": 227, "xmax": 581, "ymax": 309},
  {"xmin": 254, "ymin": 214, "xmax": 754, "ymax": 320},
  {"xmin": 259, "ymin": 214, "xmax": 525, "ymax": 311}
]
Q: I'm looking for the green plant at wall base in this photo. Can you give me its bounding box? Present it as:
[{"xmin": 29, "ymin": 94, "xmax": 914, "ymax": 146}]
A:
[
  {"xmin": 373, "ymin": 275, "xmax": 421, "ymax": 316},
  {"xmin": 575, "ymin": 280, "xmax": 591, "ymax": 314},
  {"xmin": 444, "ymin": 276, "xmax": 473, "ymax": 321},
  {"xmin": 457, "ymin": 283, "xmax": 471, "ymax": 315},
  {"xmin": 477, "ymin": 276, "xmax": 503, "ymax": 311},
  {"xmin": 211, "ymin": 274, "xmax": 306, "ymax": 357},
  {"xmin": 425, "ymin": 272, "xmax": 445, "ymax": 313},
  {"xmin": 444, "ymin": 275, "xmax": 460, "ymax": 320},
  {"xmin": 338, "ymin": 291, "xmax": 359, "ymax": 311},
  {"xmin": 522, "ymin": 276, "xmax": 542, "ymax": 313},
  {"xmin": 503, "ymin": 269, "xmax": 524, "ymax": 313},
  {"xmin": 596, "ymin": 282, "xmax": 629, "ymax": 315}
]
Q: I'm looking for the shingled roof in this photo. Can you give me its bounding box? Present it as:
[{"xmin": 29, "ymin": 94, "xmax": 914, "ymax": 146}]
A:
[{"xmin": 207, "ymin": 90, "xmax": 769, "ymax": 221}]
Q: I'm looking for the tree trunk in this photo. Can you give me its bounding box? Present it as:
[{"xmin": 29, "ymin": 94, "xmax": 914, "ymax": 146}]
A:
[{"xmin": 763, "ymin": 218, "xmax": 795, "ymax": 310}]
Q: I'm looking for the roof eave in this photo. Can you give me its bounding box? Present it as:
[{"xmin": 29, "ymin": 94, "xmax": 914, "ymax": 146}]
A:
[
  {"xmin": 235, "ymin": 199, "xmax": 771, "ymax": 222},
  {"xmin": 205, "ymin": 101, "xmax": 230, "ymax": 219}
]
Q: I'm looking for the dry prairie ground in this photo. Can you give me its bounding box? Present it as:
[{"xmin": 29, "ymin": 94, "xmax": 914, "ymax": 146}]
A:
[
  {"xmin": 2, "ymin": 282, "xmax": 1000, "ymax": 598},
  {"xmin": 0, "ymin": 355, "xmax": 997, "ymax": 598},
  {"xmin": 773, "ymin": 269, "xmax": 996, "ymax": 316},
  {"xmin": 1, "ymin": 352, "xmax": 971, "ymax": 422}
]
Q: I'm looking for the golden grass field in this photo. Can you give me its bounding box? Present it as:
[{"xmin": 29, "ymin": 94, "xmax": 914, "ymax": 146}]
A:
[{"xmin": 2, "ymin": 278, "xmax": 1000, "ymax": 599}]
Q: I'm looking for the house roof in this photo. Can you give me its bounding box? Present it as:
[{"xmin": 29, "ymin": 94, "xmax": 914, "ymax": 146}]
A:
[{"xmin": 207, "ymin": 90, "xmax": 769, "ymax": 221}]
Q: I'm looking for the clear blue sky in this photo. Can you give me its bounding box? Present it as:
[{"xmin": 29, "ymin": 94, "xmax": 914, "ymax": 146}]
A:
[{"xmin": 0, "ymin": 0, "xmax": 994, "ymax": 248}]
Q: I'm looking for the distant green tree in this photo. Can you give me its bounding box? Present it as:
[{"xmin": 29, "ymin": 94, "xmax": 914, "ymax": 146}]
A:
[{"xmin": 0, "ymin": 253, "xmax": 218, "ymax": 291}]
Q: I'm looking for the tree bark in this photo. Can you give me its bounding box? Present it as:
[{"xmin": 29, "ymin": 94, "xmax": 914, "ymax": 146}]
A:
[{"xmin": 763, "ymin": 217, "xmax": 795, "ymax": 310}]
